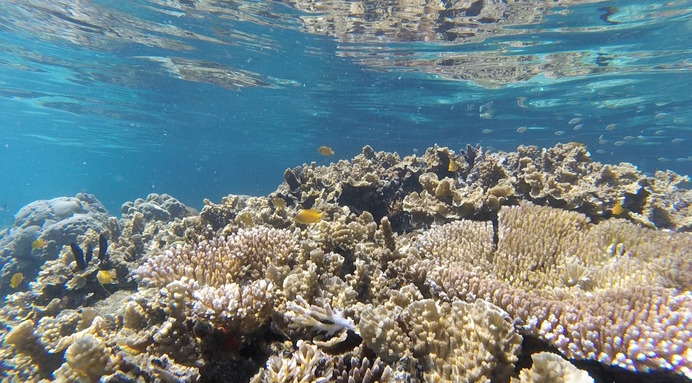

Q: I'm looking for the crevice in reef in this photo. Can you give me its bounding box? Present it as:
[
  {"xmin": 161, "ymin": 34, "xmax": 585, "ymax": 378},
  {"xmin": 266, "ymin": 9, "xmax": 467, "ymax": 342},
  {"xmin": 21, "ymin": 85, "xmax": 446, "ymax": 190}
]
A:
[{"xmin": 517, "ymin": 336, "xmax": 692, "ymax": 383}]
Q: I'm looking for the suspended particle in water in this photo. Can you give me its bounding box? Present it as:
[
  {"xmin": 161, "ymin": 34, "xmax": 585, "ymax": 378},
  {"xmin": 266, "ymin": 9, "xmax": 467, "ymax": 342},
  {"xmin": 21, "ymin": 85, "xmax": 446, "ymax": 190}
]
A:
[
  {"xmin": 606, "ymin": 123, "xmax": 616, "ymax": 131},
  {"xmin": 516, "ymin": 126, "xmax": 527, "ymax": 133},
  {"xmin": 479, "ymin": 102, "xmax": 494, "ymax": 119}
]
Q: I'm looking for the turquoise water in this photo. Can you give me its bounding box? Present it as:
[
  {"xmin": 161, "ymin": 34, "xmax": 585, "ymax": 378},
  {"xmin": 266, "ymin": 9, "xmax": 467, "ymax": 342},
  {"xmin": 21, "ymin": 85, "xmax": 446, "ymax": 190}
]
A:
[{"xmin": 0, "ymin": 0, "xmax": 690, "ymax": 223}]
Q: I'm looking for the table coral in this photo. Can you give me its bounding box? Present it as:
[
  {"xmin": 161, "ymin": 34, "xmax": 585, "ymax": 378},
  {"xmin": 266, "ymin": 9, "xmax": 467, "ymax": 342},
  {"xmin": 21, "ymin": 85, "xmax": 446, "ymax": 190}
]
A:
[{"xmin": 422, "ymin": 202, "xmax": 692, "ymax": 378}]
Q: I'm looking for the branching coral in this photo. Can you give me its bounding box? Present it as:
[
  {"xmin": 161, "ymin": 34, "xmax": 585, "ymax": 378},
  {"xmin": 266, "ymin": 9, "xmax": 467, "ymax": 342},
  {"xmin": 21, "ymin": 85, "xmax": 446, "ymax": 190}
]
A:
[
  {"xmin": 358, "ymin": 291, "xmax": 522, "ymax": 382},
  {"xmin": 512, "ymin": 352, "xmax": 593, "ymax": 383},
  {"xmin": 254, "ymin": 340, "xmax": 334, "ymax": 383},
  {"xmin": 422, "ymin": 202, "xmax": 692, "ymax": 378},
  {"xmin": 285, "ymin": 295, "xmax": 356, "ymax": 338}
]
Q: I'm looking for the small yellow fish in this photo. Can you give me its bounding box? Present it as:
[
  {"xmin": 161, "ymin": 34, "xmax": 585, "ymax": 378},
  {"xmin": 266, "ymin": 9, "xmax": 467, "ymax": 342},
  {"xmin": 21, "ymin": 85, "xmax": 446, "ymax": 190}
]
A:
[
  {"xmin": 271, "ymin": 197, "xmax": 286, "ymax": 209},
  {"xmin": 237, "ymin": 211, "xmax": 254, "ymax": 226},
  {"xmin": 97, "ymin": 269, "xmax": 118, "ymax": 285},
  {"xmin": 10, "ymin": 272, "xmax": 24, "ymax": 288},
  {"xmin": 31, "ymin": 238, "xmax": 46, "ymax": 250},
  {"xmin": 318, "ymin": 146, "xmax": 334, "ymax": 156},
  {"xmin": 448, "ymin": 161, "xmax": 459, "ymax": 172},
  {"xmin": 611, "ymin": 203, "xmax": 624, "ymax": 215},
  {"xmin": 294, "ymin": 209, "xmax": 322, "ymax": 225}
]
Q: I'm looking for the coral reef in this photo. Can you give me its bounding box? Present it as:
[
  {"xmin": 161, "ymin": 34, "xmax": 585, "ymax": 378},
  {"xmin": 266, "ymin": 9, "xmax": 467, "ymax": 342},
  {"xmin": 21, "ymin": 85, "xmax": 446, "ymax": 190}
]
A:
[
  {"xmin": 512, "ymin": 352, "xmax": 593, "ymax": 383},
  {"xmin": 0, "ymin": 193, "xmax": 110, "ymax": 290},
  {"xmin": 1, "ymin": 144, "xmax": 690, "ymax": 383},
  {"xmin": 421, "ymin": 203, "xmax": 692, "ymax": 378}
]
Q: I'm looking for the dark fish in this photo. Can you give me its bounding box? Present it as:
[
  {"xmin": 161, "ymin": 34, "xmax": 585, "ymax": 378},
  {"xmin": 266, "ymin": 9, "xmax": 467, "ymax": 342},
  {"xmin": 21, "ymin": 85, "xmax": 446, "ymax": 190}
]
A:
[
  {"xmin": 70, "ymin": 243, "xmax": 87, "ymax": 270},
  {"xmin": 85, "ymin": 243, "xmax": 93, "ymax": 264},
  {"xmin": 283, "ymin": 168, "xmax": 301, "ymax": 192},
  {"xmin": 98, "ymin": 233, "xmax": 108, "ymax": 261}
]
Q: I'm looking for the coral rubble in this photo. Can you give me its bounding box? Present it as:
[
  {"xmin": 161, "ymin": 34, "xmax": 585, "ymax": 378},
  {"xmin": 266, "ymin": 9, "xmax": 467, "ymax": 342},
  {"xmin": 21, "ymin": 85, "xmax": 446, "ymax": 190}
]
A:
[{"xmin": 1, "ymin": 144, "xmax": 690, "ymax": 383}]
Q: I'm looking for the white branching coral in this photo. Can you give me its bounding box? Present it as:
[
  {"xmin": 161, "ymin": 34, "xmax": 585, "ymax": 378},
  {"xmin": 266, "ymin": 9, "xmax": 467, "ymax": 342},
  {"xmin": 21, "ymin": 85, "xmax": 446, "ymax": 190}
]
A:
[
  {"xmin": 135, "ymin": 226, "xmax": 299, "ymax": 287},
  {"xmin": 257, "ymin": 340, "xmax": 334, "ymax": 383},
  {"xmin": 53, "ymin": 333, "xmax": 121, "ymax": 383},
  {"xmin": 134, "ymin": 226, "xmax": 299, "ymax": 332},
  {"xmin": 285, "ymin": 295, "xmax": 356, "ymax": 338},
  {"xmin": 513, "ymin": 352, "xmax": 594, "ymax": 383}
]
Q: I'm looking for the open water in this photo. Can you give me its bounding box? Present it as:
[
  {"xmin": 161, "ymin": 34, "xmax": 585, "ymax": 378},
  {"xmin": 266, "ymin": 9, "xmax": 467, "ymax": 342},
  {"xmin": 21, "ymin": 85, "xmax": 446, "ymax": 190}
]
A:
[{"xmin": 0, "ymin": 0, "xmax": 690, "ymax": 224}]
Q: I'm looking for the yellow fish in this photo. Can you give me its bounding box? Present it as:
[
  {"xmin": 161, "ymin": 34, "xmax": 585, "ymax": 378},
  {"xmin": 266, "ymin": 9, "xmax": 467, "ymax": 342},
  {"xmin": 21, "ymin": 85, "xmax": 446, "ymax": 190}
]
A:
[
  {"xmin": 10, "ymin": 272, "xmax": 24, "ymax": 288},
  {"xmin": 97, "ymin": 269, "xmax": 118, "ymax": 285},
  {"xmin": 237, "ymin": 211, "xmax": 254, "ymax": 226},
  {"xmin": 31, "ymin": 238, "xmax": 46, "ymax": 250},
  {"xmin": 611, "ymin": 203, "xmax": 624, "ymax": 215},
  {"xmin": 294, "ymin": 209, "xmax": 322, "ymax": 225},
  {"xmin": 318, "ymin": 146, "xmax": 334, "ymax": 156},
  {"xmin": 271, "ymin": 197, "xmax": 286, "ymax": 209},
  {"xmin": 448, "ymin": 161, "xmax": 459, "ymax": 172}
]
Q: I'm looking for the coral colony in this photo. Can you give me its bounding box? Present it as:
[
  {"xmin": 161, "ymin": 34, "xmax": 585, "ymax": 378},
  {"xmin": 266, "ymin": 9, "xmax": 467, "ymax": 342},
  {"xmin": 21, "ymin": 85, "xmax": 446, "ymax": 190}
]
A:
[{"xmin": 1, "ymin": 144, "xmax": 691, "ymax": 383}]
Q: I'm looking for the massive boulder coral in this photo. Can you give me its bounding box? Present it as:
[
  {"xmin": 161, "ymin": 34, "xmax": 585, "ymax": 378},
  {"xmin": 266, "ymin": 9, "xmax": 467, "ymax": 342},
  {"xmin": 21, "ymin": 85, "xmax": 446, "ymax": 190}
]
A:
[{"xmin": 0, "ymin": 193, "xmax": 110, "ymax": 285}]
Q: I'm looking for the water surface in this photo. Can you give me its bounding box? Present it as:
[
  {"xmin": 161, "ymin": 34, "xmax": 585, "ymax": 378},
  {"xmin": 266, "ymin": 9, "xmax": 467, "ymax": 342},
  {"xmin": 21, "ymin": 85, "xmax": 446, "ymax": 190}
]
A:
[{"xmin": 0, "ymin": 0, "xmax": 690, "ymax": 222}]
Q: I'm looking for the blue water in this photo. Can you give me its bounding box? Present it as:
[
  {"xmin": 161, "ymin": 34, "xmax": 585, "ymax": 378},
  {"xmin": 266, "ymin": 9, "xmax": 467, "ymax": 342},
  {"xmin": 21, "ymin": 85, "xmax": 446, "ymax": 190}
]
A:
[{"xmin": 0, "ymin": 0, "xmax": 690, "ymax": 225}]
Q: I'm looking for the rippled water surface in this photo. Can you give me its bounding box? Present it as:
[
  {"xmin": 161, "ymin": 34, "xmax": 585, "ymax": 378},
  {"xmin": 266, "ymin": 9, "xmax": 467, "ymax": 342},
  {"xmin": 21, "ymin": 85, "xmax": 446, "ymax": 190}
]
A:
[{"xmin": 0, "ymin": 0, "xmax": 690, "ymax": 220}]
